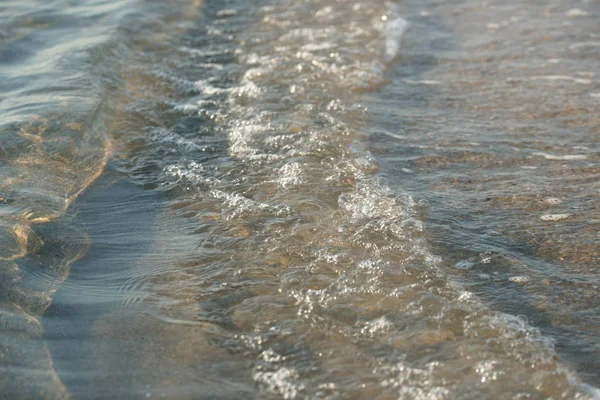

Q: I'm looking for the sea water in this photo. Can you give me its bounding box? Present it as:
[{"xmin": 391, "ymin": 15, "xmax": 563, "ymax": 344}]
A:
[{"xmin": 1, "ymin": 0, "xmax": 599, "ymax": 398}]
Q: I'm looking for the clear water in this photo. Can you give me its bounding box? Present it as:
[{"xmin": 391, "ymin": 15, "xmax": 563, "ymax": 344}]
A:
[{"xmin": 1, "ymin": 0, "xmax": 599, "ymax": 399}]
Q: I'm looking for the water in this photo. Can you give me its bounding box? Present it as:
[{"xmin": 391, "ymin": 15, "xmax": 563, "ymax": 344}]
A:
[{"xmin": 1, "ymin": 0, "xmax": 599, "ymax": 398}]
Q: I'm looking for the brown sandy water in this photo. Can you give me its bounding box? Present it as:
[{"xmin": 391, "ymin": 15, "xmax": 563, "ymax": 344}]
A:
[
  {"xmin": 367, "ymin": 0, "xmax": 600, "ymax": 387},
  {"xmin": 0, "ymin": 0, "xmax": 599, "ymax": 398}
]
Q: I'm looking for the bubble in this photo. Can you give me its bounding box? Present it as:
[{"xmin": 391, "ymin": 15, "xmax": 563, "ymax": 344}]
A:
[{"xmin": 540, "ymin": 214, "xmax": 571, "ymax": 221}]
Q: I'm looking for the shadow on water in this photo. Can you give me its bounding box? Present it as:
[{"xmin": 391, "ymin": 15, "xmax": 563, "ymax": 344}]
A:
[
  {"xmin": 43, "ymin": 1, "xmax": 259, "ymax": 397},
  {"xmin": 367, "ymin": 0, "xmax": 600, "ymax": 388},
  {"xmin": 42, "ymin": 171, "xmax": 257, "ymax": 400},
  {"xmin": 42, "ymin": 166, "xmax": 161, "ymax": 399}
]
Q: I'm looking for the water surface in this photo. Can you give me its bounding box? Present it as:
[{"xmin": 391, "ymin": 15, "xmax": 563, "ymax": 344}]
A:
[{"xmin": 1, "ymin": 0, "xmax": 599, "ymax": 398}]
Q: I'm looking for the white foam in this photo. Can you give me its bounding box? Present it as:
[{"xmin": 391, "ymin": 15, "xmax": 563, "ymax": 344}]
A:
[
  {"xmin": 544, "ymin": 197, "xmax": 562, "ymax": 204},
  {"xmin": 152, "ymin": 128, "xmax": 203, "ymax": 152},
  {"xmin": 216, "ymin": 9, "xmax": 238, "ymax": 18},
  {"xmin": 193, "ymin": 79, "xmax": 230, "ymax": 95},
  {"xmin": 210, "ymin": 190, "xmax": 291, "ymax": 219},
  {"xmin": 509, "ymin": 276, "xmax": 530, "ymax": 283},
  {"xmin": 540, "ymin": 214, "xmax": 572, "ymax": 221},
  {"xmin": 403, "ymin": 79, "xmax": 442, "ymax": 85},
  {"xmin": 569, "ymin": 41, "xmax": 600, "ymax": 50},
  {"xmin": 360, "ymin": 316, "xmax": 393, "ymax": 338},
  {"xmin": 566, "ymin": 9, "xmax": 590, "ymax": 17},
  {"xmin": 253, "ymin": 367, "xmax": 304, "ymax": 399},
  {"xmin": 172, "ymin": 103, "xmax": 199, "ymax": 113},
  {"xmin": 177, "ymin": 46, "xmax": 230, "ymax": 58},
  {"xmin": 259, "ymin": 349, "xmax": 284, "ymax": 363},
  {"xmin": 379, "ymin": 362, "xmax": 450, "ymax": 400},
  {"xmin": 276, "ymin": 162, "xmax": 305, "ymax": 188},
  {"xmin": 533, "ymin": 152, "xmax": 587, "ymax": 160},
  {"xmin": 490, "ymin": 313, "xmax": 554, "ymax": 350},
  {"xmin": 530, "ymin": 75, "xmax": 592, "ymax": 85}
]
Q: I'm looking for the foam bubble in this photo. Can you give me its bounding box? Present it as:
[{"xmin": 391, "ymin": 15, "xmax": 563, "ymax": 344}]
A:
[
  {"xmin": 533, "ymin": 152, "xmax": 587, "ymax": 160},
  {"xmin": 531, "ymin": 75, "xmax": 592, "ymax": 85},
  {"xmin": 544, "ymin": 197, "xmax": 562, "ymax": 204},
  {"xmin": 569, "ymin": 41, "xmax": 600, "ymax": 50},
  {"xmin": 540, "ymin": 213, "xmax": 571, "ymax": 221},
  {"xmin": 508, "ymin": 276, "xmax": 530, "ymax": 283},
  {"xmin": 360, "ymin": 316, "xmax": 393, "ymax": 338},
  {"xmin": 566, "ymin": 9, "xmax": 590, "ymax": 18},
  {"xmin": 253, "ymin": 367, "xmax": 304, "ymax": 399},
  {"xmin": 403, "ymin": 79, "xmax": 442, "ymax": 85},
  {"xmin": 276, "ymin": 162, "xmax": 305, "ymax": 188}
]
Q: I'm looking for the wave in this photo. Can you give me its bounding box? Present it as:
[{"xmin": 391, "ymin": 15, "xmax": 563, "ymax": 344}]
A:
[{"xmin": 103, "ymin": 0, "xmax": 597, "ymax": 398}]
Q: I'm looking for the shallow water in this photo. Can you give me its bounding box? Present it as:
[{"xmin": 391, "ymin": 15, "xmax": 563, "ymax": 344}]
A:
[{"xmin": 1, "ymin": 0, "xmax": 599, "ymax": 399}]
